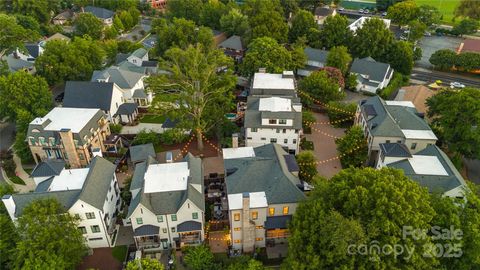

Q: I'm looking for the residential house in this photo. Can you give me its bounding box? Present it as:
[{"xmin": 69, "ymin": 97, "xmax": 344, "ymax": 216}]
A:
[
  {"xmin": 244, "ymin": 96, "xmax": 302, "ymax": 154},
  {"xmin": 250, "ymin": 70, "xmax": 297, "ymax": 97},
  {"xmin": 458, "ymin": 39, "xmax": 480, "ymax": 54},
  {"xmin": 212, "ymin": 30, "xmax": 227, "ymax": 46},
  {"xmin": 223, "ymin": 144, "xmax": 305, "ymax": 253},
  {"xmin": 116, "ymin": 48, "xmax": 159, "ymax": 75},
  {"xmin": 314, "ymin": 5, "xmax": 336, "ymax": 25},
  {"xmin": 349, "ymin": 17, "xmax": 391, "ymax": 33},
  {"xmin": 218, "ymin": 35, "xmax": 244, "ymax": 62},
  {"xmin": 143, "ymin": 0, "xmax": 167, "ymax": 9},
  {"xmin": 394, "ymin": 85, "xmax": 436, "ymax": 115},
  {"xmin": 52, "ymin": 9, "xmax": 74, "ymax": 25},
  {"xmin": 12, "ymin": 43, "xmax": 43, "ymax": 62},
  {"xmin": 129, "ymin": 143, "xmax": 156, "ymax": 165},
  {"xmin": 63, "ymin": 81, "xmax": 139, "ymax": 124},
  {"xmin": 350, "ymin": 57, "xmax": 393, "ymax": 94},
  {"xmin": 83, "ymin": 6, "xmax": 114, "ymax": 26},
  {"xmin": 1, "ymin": 54, "xmax": 35, "ymax": 74},
  {"xmin": 297, "ymin": 47, "xmax": 328, "ymax": 77},
  {"xmin": 2, "ymin": 157, "xmax": 121, "ymax": 248},
  {"xmin": 355, "ymin": 96, "xmax": 437, "ymax": 165},
  {"xmin": 376, "ymin": 143, "xmax": 468, "ymax": 199},
  {"xmin": 127, "ymin": 153, "xmax": 205, "ymax": 251},
  {"xmin": 45, "ymin": 33, "xmax": 71, "ymax": 42},
  {"xmin": 27, "ymin": 107, "xmax": 110, "ymax": 168}
]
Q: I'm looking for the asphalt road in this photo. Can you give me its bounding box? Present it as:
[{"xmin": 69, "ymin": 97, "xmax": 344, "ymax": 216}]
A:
[{"xmin": 411, "ymin": 68, "xmax": 480, "ymax": 88}]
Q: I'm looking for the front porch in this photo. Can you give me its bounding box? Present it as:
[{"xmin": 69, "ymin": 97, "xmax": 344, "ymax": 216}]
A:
[
  {"xmin": 176, "ymin": 221, "xmax": 203, "ymax": 248},
  {"xmin": 133, "ymin": 225, "xmax": 163, "ymax": 250}
]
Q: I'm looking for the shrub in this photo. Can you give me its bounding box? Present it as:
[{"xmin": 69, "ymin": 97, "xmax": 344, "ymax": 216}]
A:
[
  {"xmin": 160, "ymin": 129, "xmax": 188, "ymax": 145},
  {"xmin": 109, "ymin": 124, "xmax": 122, "ymax": 134},
  {"xmin": 345, "ymin": 73, "xmax": 358, "ymax": 91},
  {"xmin": 326, "ymin": 101, "xmax": 356, "ymax": 128},
  {"xmin": 335, "ymin": 126, "xmax": 368, "ymax": 168},
  {"xmin": 300, "ymin": 137, "xmax": 314, "ymax": 150},
  {"xmin": 378, "ymin": 72, "xmax": 408, "ymax": 100},
  {"xmin": 132, "ymin": 130, "xmax": 160, "ymax": 146},
  {"xmin": 296, "ymin": 151, "xmax": 317, "ymax": 183},
  {"xmin": 302, "ymin": 111, "xmax": 316, "ymax": 134}
]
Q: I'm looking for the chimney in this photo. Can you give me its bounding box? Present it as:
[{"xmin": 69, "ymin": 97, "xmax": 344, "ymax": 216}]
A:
[
  {"xmin": 59, "ymin": 128, "xmax": 81, "ymax": 168},
  {"xmin": 282, "ymin": 71, "xmax": 294, "ymax": 78},
  {"xmin": 242, "ymin": 192, "xmax": 255, "ymax": 253},
  {"xmin": 2, "ymin": 195, "xmax": 16, "ymax": 221},
  {"xmin": 232, "ymin": 133, "xmax": 239, "ymax": 148}
]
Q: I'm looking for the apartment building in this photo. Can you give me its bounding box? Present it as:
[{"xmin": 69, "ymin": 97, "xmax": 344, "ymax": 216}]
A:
[
  {"xmin": 2, "ymin": 157, "xmax": 121, "ymax": 248},
  {"xmin": 244, "ymin": 96, "xmax": 302, "ymax": 154},
  {"xmin": 27, "ymin": 107, "xmax": 110, "ymax": 168},
  {"xmin": 223, "ymin": 144, "xmax": 305, "ymax": 253}
]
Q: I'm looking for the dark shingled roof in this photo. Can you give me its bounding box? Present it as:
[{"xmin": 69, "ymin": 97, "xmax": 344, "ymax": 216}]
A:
[
  {"xmin": 304, "ymin": 47, "xmax": 328, "ymax": 63},
  {"xmin": 7, "ymin": 190, "xmax": 81, "ymax": 217},
  {"xmin": 283, "ymin": 155, "xmax": 299, "ymax": 172},
  {"xmin": 177, "ymin": 221, "xmax": 202, "ymax": 232},
  {"xmin": 225, "ymin": 144, "xmax": 305, "ymax": 205},
  {"xmin": 63, "ymin": 81, "xmax": 116, "ymax": 111},
  {"xmin": 315, "ymin": 6, "xmax": 334, "ymax": 17},
  {"xmin": 380, "ymin": 143, "xmax": 412, "ymax": 158},
  {"xmin": 25, "ymin": 44, "xmax": 41, "ymax": 58},
  {"xmin": 84, "ymin": 6, "xmax": 114, "ymax": 19},
  {"xmin": 30, "ymin": 160, "xmax": 65, "ymax": 177},
  {"xmin": 244, "ymin": 96, "xmax": 302, "ymax": 130},
  {"xmin": 77, "ymin": 157, "xmax": 116, "ymax": 210},
  {"xmin": 92, "ymin": 66, "xmax": 144, "ymax": 89},
  {"xmin": 34, "ymin": 177, "xmax": 54, "ymax": 192},
  {"xmin": 115, "ymin": 53, "xmax": 129, "ymax": 65},
  {"xmin": 265, "ymin": 215, "xmax": 292, "ymax": 229},
  {"xmin": 161, "ymin": 118, "xmax": 178, "ymax": 129},
  {"xmin": 351, "ymin": 57, "xmax": 391, "ymax": 82},
  {"xmin": 129, "ymin": 143, "xmax": 156, "ymax": 164},
  {"xmin": 141, "ymin": 61, "xmax": 158, "ymax": 67},
  {"xmin": 219, "ymin": 35, "xmax": 243, "ymax": 51},
  {"xmin": 134, "ymin": 225, "xmax": 159, "ymax": 237},
  {"xmin": 115, "ymin": 102, "xmax": 137, "ymax": 116}
]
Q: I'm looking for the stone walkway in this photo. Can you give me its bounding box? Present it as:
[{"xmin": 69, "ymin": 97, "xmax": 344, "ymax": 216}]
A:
[{"xmin": 1, "ymin": 153, "xmax": 35, "ymax": 193}]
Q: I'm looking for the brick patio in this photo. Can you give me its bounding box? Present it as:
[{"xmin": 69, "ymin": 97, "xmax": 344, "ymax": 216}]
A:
[{"xmin": 77, "ymin": 248, "xmax": 122, "ymax": 270}]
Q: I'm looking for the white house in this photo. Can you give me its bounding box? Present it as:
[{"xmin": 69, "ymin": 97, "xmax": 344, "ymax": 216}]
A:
[
  {"xmin": 223, "ymin": 144, "xmax": 305, "ymax": 253},
  {"xmin": 355, "ymin": 96, "xmax": 438, "ymax": 165},
  {"xmin": 314, "ymin": 5, "xmax": 337, "ymax": 25},
  {"xmin": 250, "ymin": 71, "xmax": 296, "ymax": 97},
  {"xmin": 244, "ymin": 96, "xmax": 302, "ymax": 154},
  {"xmin": 127, "ymin": 153, "xmax": 205, "ymax": 252},
  {"xmin": 350, "ymin": 57, "xmax": 394, "ymax": 94},
  {"xmin": 2, "ymin": 157, "xmax": 121, "ymax": 248},
  {"xmin": 348, "ymin": 16, "xmax": 391, "ymax": 33},
  {"xmin": 12, "ymin": 43, "xmax": 44, "ymax": 62},
  {"xmin": 297, "ymin": 47, "xmax": 329, "ymax": 77}
]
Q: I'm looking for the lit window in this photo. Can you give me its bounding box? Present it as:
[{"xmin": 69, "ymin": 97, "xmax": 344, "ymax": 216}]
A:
[
  {"xmin": 283, "ymin": 206, "xmax": 289, "ymax": 215},
  {"xmin": 251, "ymin": 211, "xmax": 258, "ymax": 220},
  {"xmin": 157, "ymin": 215, "xmax": 163, "ymax": 223},
  {"xmin": 192, "ymin": 212, "xmax": 198, "ymax": 219},
  {"xmin": 85, "ymin": 212, "xmax": 95, "ymax": 219},
  {"xmin": 234, "ymin": 213, "xmax": 240, "ymax": 221},
  {"xmin": 255, "ymin": 225, "xmax": 264, "ymax": 229},
  {"xmin": 91, "ymin": 225, "xmax": 101, "ymax": 233},
  {"xmin": 255, "ymin": 237, "xmax": 264, "ymax": 241},
  {"xmin": 234, "ymin": 227, "xmax": 241, "ymax": 231},
  {"xmin": 234, "ymin": 239, "xmax": 241, "ymax": 243},
  {"xmin": 171, "ymin": 214, "xmax": 177, "ymax": 221},
  {"xmin": 269, "ymin": 208, "xmax": 275, "ymax": 216},
  {"xmin": 279, "ymin": 119, "xmax": 286, "ymax": 124},
  {"xmin": 136, "ymin": 218, "xmax": 143, "ymax": 225}
]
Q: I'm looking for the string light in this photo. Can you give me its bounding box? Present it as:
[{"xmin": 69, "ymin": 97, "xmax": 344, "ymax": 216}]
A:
[
  {"xmin": 298, "ymin": 90, "xmax": 357, "ymax": 116},
  {"xmin": 173, "ymin": 133, "xmax": 196, "ymax": 161}
]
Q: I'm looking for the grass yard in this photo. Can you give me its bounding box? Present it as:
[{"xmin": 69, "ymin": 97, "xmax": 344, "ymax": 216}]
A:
[
  {"xmin": 415, "ymin": 0, "xmax": 460, "ymax": 24},
  {"xmin": 111, "ymin": 245, "xmax": 128, "ymax": 263},
  {"xmin": 9, "ymin": 175, "xmax": 26, "ymax": 185},
  {"xmin": 139, "ymin": 114, "xmax": 166, "ymax": 124}
]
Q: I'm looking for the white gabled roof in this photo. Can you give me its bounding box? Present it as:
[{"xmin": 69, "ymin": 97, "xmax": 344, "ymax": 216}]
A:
[
  {"xmin": 401, "ymin": 129, "xmax": 438, "ymax": 140},
  {"xmin": 228, "ymin": 191, "xmax": 268, "ymax": 210},
  {"xmin": 252, "ymin": 73, "xmax": 295, "ymax": 90},
  {"xmin": 30, "ymin": 107, "xmax": 101, "ymax": 133},
  {"xmin": 408, "ymin": 155, "xmax": 448, "ymax": 176},
  {"xmin": 259, "ymin": 97, "xmax": 292, "ymax": 112},
  {"xmin": 144, "ymin": 162, "xmax": 189, "ymax": 193},
  {"xmin": 48, "ymin": 168, "xmax": 89, "ymax": 191},
  {"xmin": 385, "ymin": 100, "xmax": 415, "ymax": 108},
  {"xmin": 223, "ymin": 147, "xmax": 256, "ymax": 160}
]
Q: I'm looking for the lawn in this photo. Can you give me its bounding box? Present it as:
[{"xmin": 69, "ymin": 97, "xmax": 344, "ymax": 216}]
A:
[
  {"xmin": 9, "ymin": 175, "xmax": 26, "ymax": 185},
  {"xmin": 415, "ymin": 0, "xmax": 460, "ymax": 24},
  {"xmin": 111, "ymin": 245, "xmax": 127, "ymax": 263},
  {"xmin": 139, "ymin": 114, "xmax": 166, "ymax": 124}
]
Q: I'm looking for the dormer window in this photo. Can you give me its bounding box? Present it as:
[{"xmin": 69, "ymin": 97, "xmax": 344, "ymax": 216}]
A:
[
  {"xmin": 49, "ymin": 137, "xmax": 55, "ymax": 145},
  {"xmin": 90, "ymin": 128, "xmax": 94, "ymax": 133},
  {"xmin": 279, "ymin": 119, "xmax": 287, "ymax": 125},
  {"xmin": 269, "ymin": 119, "xmax": 277, "ymax": 124},
  {"xmin": 28, "ymin": 137, "xmax": 36, "ymax": 145},
  {"xmin": 39, "ymin": 137, "xmax": 46, "ymax": 146}
]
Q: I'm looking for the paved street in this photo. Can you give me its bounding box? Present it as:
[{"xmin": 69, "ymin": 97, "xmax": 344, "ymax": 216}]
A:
[
  {"xmin": 416, "ymin": 36, "xmax": 463, "ymax": 68},
  {"xmin": 411, "ymin": 68, "xmax": 480, "ymax": 88}
]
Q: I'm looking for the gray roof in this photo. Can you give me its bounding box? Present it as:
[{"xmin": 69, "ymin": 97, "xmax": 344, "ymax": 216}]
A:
[
  {"xmin": 387, "ymin": 145, "xmax": 468, "ymax": 194},
  {"xmin": 128, "ymin": 153, "xmax": 205, "ymax": 217},
  {"xmin": 92, "ymin": 66, "xmax": 144, "ymax": 89},
  {"xmin": 118, "ymin": 61, "xmax": 147, "ymax": 74},
  {"xmin": 130, "ymin": 156, "xmax": 157, "ymax": 192},
  {"xmin": 351, "ymin": 57, "xmax": 391, "ymax": 82},
  {"xmin": 115, "ymin": 53, "xmax": 129, "ymax": 65},
  {"xmin": 6, "ymin": 190, "xmax": 81, "ymax": 217},
  {"xmin": 131, "ymin": 48, "xmax": 148, "ymax": 58},
  {"xmin": 225, "ymin": 144, "xmax": 305, "ymax": 205},
  {"xmin": 380, "ymin": 143, "xmax": 412, "ymax": 158},
  {"xmin": 177, "ymin": 221, "xmax": 202, "ymax": 232},
  {"xmin": 141, "ymin": 61, "xmax": 158, "ymax": 67},
  {"xmin": 315, "ymin": 6, "xmax": 334, "ymax": 17},
  {"xmin": 77, "ymin": 157, "xmax": 116, "ymax": 209},
  {"xmin": 132, "ymin": 89, "xmax": 148, "ymax": 99},
  {"xmin": 115, "ymin": 102, "xmax": 137, "ymax": 116},
  {"xmin": 30, "ymin": 160, "xmax": 66, "ymax": 177},
  {"xmin": 2, "ymin": 55, "xmax": 34, "ymax": 72},
  {"xmin": 34, "ymin": 177, "xmax": 54, "ymax": 192},
  {"xmin": 304, "ymin": 47, "xmax": 328, "ymax": 63},
  {"xmin": 219, "ymin": 35, "xmax": 243, "ymax": 51},
  {"xmin": 283, "ymin": 155, "xmax": 299, "ymax": 172},
  {"xmin": 129, "ymin": 143, "xmax": 156, "ymax": 164},
  {"xmin": 63, "ymin": 81, "xmax": 116, "ymax": 111},
  {"xmin": 84, "ymin": 6, "xmax": 114, "ymax": 19},
  {"xmin": 134, "ymin": 225, "xmax": 159, "ymax": 237},
  {"xmin": 244, "ymin": 96, "xmax": 302, "ymax": 130},
  {"xmin": 25, "ymin": 44, "xmax": 41, "ymax": 58},
  {"xmin": 265, "ymin": 215, "xmax": 292, "ymax": 229}
]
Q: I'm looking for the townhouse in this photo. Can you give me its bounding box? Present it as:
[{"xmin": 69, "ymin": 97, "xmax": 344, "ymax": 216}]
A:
[
  {"xmin": 2, "ymin": 157, "xmax": 121, "ymax": 248},
  {"xmin": 27, "ymin": 107, "xmax": 110, "ymax": 168},
  {"xmin": 223, "ymin": 144, "xmax": 306, "ymax": 253}
]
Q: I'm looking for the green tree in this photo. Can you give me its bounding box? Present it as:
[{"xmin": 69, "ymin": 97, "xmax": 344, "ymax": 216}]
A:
[
  {"xmin": 408, "ymin": 20, "xmax": 427, "ymax": 42},
  {"xmin": 429, "ymin": 49, "xmax": 456, "ymax": 70},
  {"xmin": 296, "ymin": 151, "xmax": 317, "ymax": 183},
  {"xmin": 326, "ymin": 46, "xmax": 352, "ymax": 75},
  {"xmin": 452, "ymin": 18, "xmax": 480, "ymax": 37},
  {"xmin": 147, "ymin": 45, "xmax": 236, "ymax": 151},
  {"xmin": 352, "ymin": 17, "xmax": 394, "ymax": 60},
  {"xmin": 220, "ymin": 8, "xmax": 250, "ymax": 37},
  {"xmin": 167, "ymin": 0, "xmax": 204, "ymax": 24},
  {"xmin": 131, "ymin": 130, "xmax": 160, "ymax": 146},
  {"xmin": 127, "ymin": 258, "xmax": 165, "ymax": 270},
  {"xmin": 244, "ymin": 0, "xmax": 288, "ymax": 43},
  {"xmin": 455, "ymin": 0, "xmax": 480, "ymax": 20},
  {"xmin": 289, "ymin": 9, "xmax": 317, "ymax": 43},
  {"xmin": 13, "ymin": 198, "xmax": 88, "ymax": 269},
  {"xmin": 386, "ymin": 0, "xmax": 419, "ymax": 26},
  {"xmin": 113, "ymin": 15, "xmax": 125, "ymax": 32},
  {"xmin": 386, "ymin": 41, "xmax": 414, "ymax": 75},
  {"xmin": 240, "ymin": 37, "xmax": 297, "ymax": 77},
  {"xmin": 418, "ymin": 5, "xmax": 441, "ymax": 27},
  {"xmin": 281, "ymin": 0, "xmax": 299, "ymax": 18},
  {"xmin": 335, "ymin": 126, "xmax": 367, "ymax": 168},
  {"xmin": 345, "ymin": 73, "xmax": 358, "ymax": 91},
  {"xmin": 117, "ymin": 10, "xmax": 134, "ymax": 30},
  {"xmin": 377, "ymin": 0, "xmax": 404, "ymax": 11},
  {"xmin": 14, "ymin": 14, "xmax": 41, "ymax": 35},
  {"xmin": 0, "ymin": 184, "xmax": 17, "ymax": 269},
  {"xmin": 286, "ymin": 167, "xmax": 437, "ymax": 269},
  {"xmin": 104, "ymin": 26, "xmax": 119, "ymax": 39},
  {"xmin": 316, "ymin": 15, "xmax": 352, "ymax": 49},
  {"xmin": 0, "ymin": 14, "xmax": 38, "ymax": 58},
  {"xmin": 228, "ymin": 258, "xmax": 265, "ymax": 270},
  {"xmin": 298, "ymin": 70, "xmax": 345, "ymax": 104},
  {"xmin": 456, "ymin": 52, "xmax": 480, "ymax": 72},
  {"xmin": 12, "ymin": 0, "xmax": 51, "ymax": 23},
  {"xmin": 74, "ymin": 13, "xmax": 104, "ymax": 39},
  {"xmin": 426, "ymin": 88, "xmax": 480, "ymax": 159},
  {"xmin": 184, "ymin": 245, "xmax": 215, "ymax": 270},
  {"xmin": 326, "ymin": 101, "xmax": 356, "ymax": 128},
  {"xmin": 200, "ymin": 0, "xmax": 229, "ymax": 30}
]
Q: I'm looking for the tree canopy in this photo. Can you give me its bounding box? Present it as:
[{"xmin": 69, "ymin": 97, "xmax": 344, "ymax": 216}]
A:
[
  {"xmin": 455, "ymin": 0, "xmax": 480, "ymax": 20},
  {"xmin": 220, "ymin": 8, "xmax": 250, "ymax": 37},
  {"xmin": 351, "ymin": 17, "xmax": 394, "ymax": 60},
  {"xmin": 167, "ymin": 0, "xmax": 204, "ymax": 24},
  {"xmin": 418, "ymin": 5, "xmax": 441, "ymax": 27},
  {"xmin": 387, "ymin": 0, "xmax": 419, "ymax": 26},
  {"xmin": 147, "ymin": 45, "xmax": 236, "ymax": 150},
  {"xmin": 429, "ymin": 49, "xmax": 457, "ymax": 70},
  {"xmin": 326, "ymin": 46, "xmax": 352, "ymax": 76},
  {"xmin": 296, "ymin": 151, "xmax": 317, "ymax": 183},
  {"xmin": 74, "ymin": 13, "xmax": 104, "ymax": 39},
  {"xmin": 298, "ymin": 70, "xmax": 345, "ymax": 104},
  {"xmin": 243, "ymin": 0, "xmax": 288, "ymax": 43},
  {"xmin": 313, "ymin": 15, "xmax": 352, "ymax": 49},
  {"xmin": 335, "ymin": 126, "xmax": 368, "ymax": 168},
  {"xmin": 426, "ymin": 88, "xmax": 480, "ymax": 159},
  {"xmin": 127, "ymin": 258, "xmax": 165, "ymax": 270},
  {"xmin": 289, "ymin": 9, "xmax": 317, "ymax": 43},
  {"xmin": 0, "ymin": 14, "xmax": 39, "ymax": 58},
  {"xmin": 453, "ymin": 18, "xmax": 480, "ymax": 36},
  {"xmin": 386, "ymin": 40, "xmax": 414, "ymax": 75},
  {"xmin": 184, "ymin": 245, "xmax": 215, "ymax": 270}
]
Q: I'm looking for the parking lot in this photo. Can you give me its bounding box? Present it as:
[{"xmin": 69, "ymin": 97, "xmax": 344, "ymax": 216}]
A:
[{"xmin": 416, "ymin": 35, "xmax": 463, "ymax": 68}]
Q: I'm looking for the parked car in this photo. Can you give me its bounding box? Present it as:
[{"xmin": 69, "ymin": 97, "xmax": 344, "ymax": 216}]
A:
[
  {"xmin": 450, "ymin": 82, "xmax": 466, "ymax": 88},
  {"xmin": 359, "ymin": 9, "xmax": 364, "ymax": 13},
  {"xmin": 424, "ymin": 31, "xmax": 432, "ymax": 36},
  {"xmin": 55, "ymin": 92, "xmax": 64, "ymax": 102},
  {"xmin": 381, "ymin": 12, "xmax": 387, "ymax": 16},
  {"xmin": 364, "ymin": 9, "xmax": 370, "ymax": 14},
  {"xmin": 338, "ymin": 7, "xmax": 344, "ymax": 11}
]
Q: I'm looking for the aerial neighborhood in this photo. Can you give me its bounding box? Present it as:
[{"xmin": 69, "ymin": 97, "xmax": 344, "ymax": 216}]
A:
[{"xmin": 0, "ymin": 0, "xmax": 480, "ymax": 270}]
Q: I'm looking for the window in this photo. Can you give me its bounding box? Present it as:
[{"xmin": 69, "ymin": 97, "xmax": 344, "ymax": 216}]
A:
[
  {"xmin": 234, "ymin": 239, "xmax": 241, "ymax": 243},
  {"xmin": 78, "ymin": 226, "xmax": 87, "ymax": 234},
  {"xmin": 279, "ymin": 119, "xmax": 287, "ymax": 124},
  {"xmin": 91, "ymin": 225, "xmax": 101, "ymax": 233},
  {"xmin": 269, "ymin": 119, "xmax": 277, "ymax": 124},
  {"xmin": 234, "ymin": 213, "xmax": 240, "ymax": 221},
  {"xmin": 234, "ymin": 227, "xmax": 241, "ymax": 231},
  {"xmin": 283, "ymin": 206, "xmax": 289, "ymax": 215},
  {"xmin": 162, "ymin": 228, "xmax": 167, "ymax": 233},
  {"xmin": 255, "ymin": 237, "xmax": 264, "ymax": 241},
  {"xmin": 269, "ymin": 208, "xmax": 275, "ymax": 216},
  {"xmin": 293, "ymin": 139, "xmax": 297, "ymax": 144},
  {"xmin": 28, "ymin": 137, "xmax": 35, "ymax": 145},
  {"xmin": 251, "ymin": 211, "xmax": 258, "ymax": 220},
  {"xmin": 397, "ymin": 140, "xmax": 402, "ymax": 143},
  {"xmin": 74, "ymin": 214, "xmax": 80, "ymax": 220},
  {"xmin": 39, "ymin": 137, "xmax": 46, "ymax": 146},
  {"xmin": 136, "ymin": 218, "xmax": 143, "ymax": 225},
  {"xmin": 282, "ymin": 129, "xmax": 286, "ymax": 133},
  {"xmin": 247, "ymin": 137, "xmax": 252, "ymax": 140},
  {"xmin": 256, "ymin": 225, "xmax": 264, "ymax": 229},
  {"xmin": 386, "ymin": 140, "xmax": 390, "ymax": 143},
  {"xmin": 89, "ymin": 237, "xmax": 103, "ymax": 241},
  {"xmin": 49, "ymin": 137, "xmax": 55, "ymax": 145},
  {"xmin": 284, "ymin": 139, "xmax": 288, "ymax": 144},
  {"xmin": 270, "ymin": 138, "xmax": 277, "ymax": 143},
  {"xmin": 157, "ymin": 215, "xmax": 163, "ymax": 223},
  {"xmin": 276, "ymin": 129, "xmax": 280, "ymax": 133},
  {"xmin": 295, "ymin": 129, "xmax": 299, "ymax": 134},
  {"xmin": 171, "ymin": 227, "xmax": 176, "ymax": 233},
  {"xmin": 261, "ymin": 137, "xmax": 266, "ymax": 141},
  {"xmin": 85, "ymin": 212, "xmax": 95, "ymax": 219},
  {"xmin": 251, "ymin": 128, "xmax": 258, "ymax": 132},
  {"xmin": 192, "ymin": 212, "xmax": 198, "ymax": 219},
  {"xmin": 171, "ymin": 214, "xmax": 177, "ymax": 221},
  {"xmin": 411, "ymin": 143, "xmax": 417, "ymax": 150}
]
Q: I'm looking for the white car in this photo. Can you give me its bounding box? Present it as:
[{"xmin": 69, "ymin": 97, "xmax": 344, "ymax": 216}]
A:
[
  {"xmin": 382, "ymin": 12, "xmax": 387, "ymax": 16},
  {"xmin": 359, "ymin": 9, "xmax": 364, "ymax": 13},
  {"xmin": 450, "ymin": 82, "xmax": 465, "ymax": 88},
  {"xmin": 338, "ymin": 7, "xmax": 345, "ymax": 11},
  {"xmin": 364, "ymin": 9, "xmax": 370, "ymax": 14}
]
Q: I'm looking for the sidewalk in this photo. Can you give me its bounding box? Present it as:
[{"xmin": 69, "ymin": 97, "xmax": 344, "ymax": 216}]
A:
[{"xmin": 1, "ymin": 153, "xmax": 36, "ymax": 193}]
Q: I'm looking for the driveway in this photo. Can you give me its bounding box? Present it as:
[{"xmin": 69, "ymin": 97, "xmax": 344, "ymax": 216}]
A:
[
  {"xmin": 0, "ymin": 121, "xmax": 15, "ymax": 152},
  {"xmin": 118, "ymin": 18, "xmax": 151, "ymax": 42},
  {"xmin": 115, "ymin": 226, "xmax": 135, "ymax": 246},
  {"xmin": 304, "ymin": 113, "xmax": 345, "ymax": 179},
  {"xmin": 416, "ymin": 35, "xmax": 463, "ymax": 68}
]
